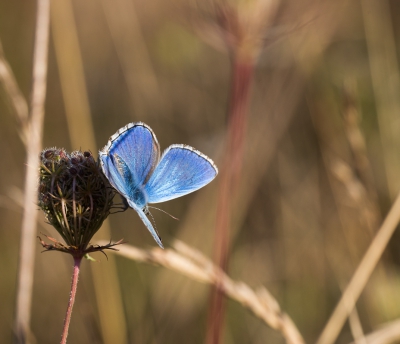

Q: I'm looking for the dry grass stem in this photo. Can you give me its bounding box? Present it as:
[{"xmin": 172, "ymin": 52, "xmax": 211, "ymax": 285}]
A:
[
  {"xmin": 350, "ymin": 319, "xmax": 400, "ymax": 344},
  {"xmin": 329, "ymin": 157, "xmax": 368, "ymax": 205},
  {"xmin": 328, "ymin": 156, "xmax": 378, "ymax": 234},
  {"xmin": 342, "ymin": 81, "xmax": 377, "ymax": 201},
  {"xmin": 0, "ymin": 40, "xmax": 29, "ymax": 142},
  {"xmin": 362, "ymin": 0, "xmax": 400, "ymax": 200},
  {"xmin": 341, "ymin": 80, "xmax": 381, "ymax": 230},
  {"xmin": 316, "ymin": 190, "xmax": 400, "ymax": 344},
  {"xmin": 50, "ymin": 0, "xmax": 96, "ymax": 151},
  {"xmin": 343, "ymin": 288, "xmax": 366, "ymax": 344},
  {"xmin": 97, "ymin": 239, "xmax": 304, "ymax": 344},
  {"xmin": 348, "ymin": 309, "xmax": 367, "ymax": 344},
  {"xmin": 204, "ymin": 2, "xmax": 279, "ymax": 340},
  {"xmin": 100, "ymin": 0, "xmax": 159, "ymax": 114},
  {"xmin": 14, "ymin": 0, "xmax": 50, "ymax": 341}
]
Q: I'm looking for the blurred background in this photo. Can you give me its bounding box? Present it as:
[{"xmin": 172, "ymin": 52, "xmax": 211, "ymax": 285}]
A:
[{"xmin": 1, "ymin": 0, "xmax": 400, "ymax": 343}]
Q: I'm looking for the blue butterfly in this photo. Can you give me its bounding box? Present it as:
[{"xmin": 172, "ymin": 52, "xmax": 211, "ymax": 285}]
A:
[{"xmin": 99, "ymin": 122, "xmax": 218, "ymax": 248}]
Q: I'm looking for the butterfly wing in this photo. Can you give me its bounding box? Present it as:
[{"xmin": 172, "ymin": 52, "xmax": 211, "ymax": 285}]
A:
[
  {"xmin": 99, "ymin": 122, "xmax": 160, "ymax": 196},
  {"xmin": 144, "ymin": 144, "xmax": 218, "ymax": 204},
  {"xmin": 127, "ymin": 199, "xmax": 164, "ymax": 248},
  {"xmin": 99, "ymin": 122, "xmax": 163, "ymax": 247},
  {"xmin": 99, "ymin": 151, "xmax": 131, "ymax": 197},
  {"xmin": 100, "ymin": 153, "xmax": 163, "ymax": 248}
]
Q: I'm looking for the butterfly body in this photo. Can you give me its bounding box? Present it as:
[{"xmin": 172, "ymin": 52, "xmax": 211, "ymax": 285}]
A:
[{"xmin": 99, "ymin": 122, "xmax": 218, "ymax": 248}]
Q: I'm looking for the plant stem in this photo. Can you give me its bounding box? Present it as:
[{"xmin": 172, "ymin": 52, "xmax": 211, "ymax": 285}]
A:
[
  {"xmin": 207, "ymin": 55, "xmax": 255, "ymax": 344},
  {"xmin": 316, "ymin": 190, "xmax": 400, "ymax": 344},
  {"xmin": 14, "ymin": 0, "xmax": 50, "ymax": 341},
  {"xmin": 60, "ymin": 257, "xmax": 82, "ymax": 344}
]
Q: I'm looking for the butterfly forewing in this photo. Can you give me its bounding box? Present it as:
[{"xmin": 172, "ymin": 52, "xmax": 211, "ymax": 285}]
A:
[
  {"xmin": 144, "ymin": 145, "xmax": 218, "ymax": 204},
  {"xmin": 99, "ymin": 152, "xmax": 131, "ymax": 195},
  {"xmin": 100, "ymin": 123, "xmax": 160, "ymax": 191}
]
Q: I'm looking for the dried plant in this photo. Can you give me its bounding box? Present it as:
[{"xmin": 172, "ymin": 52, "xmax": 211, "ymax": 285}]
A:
[
  {"xmin": 38, "ymin": 148, "xmax": 115, "ymax": 253},
  {"xmin": 7, "ymin": 0, "xmax": 51, "ymax": 342},
  {"xmin": 3, "ymin": 0, "xmax": 400, "ymax": 343},
  {"xmin": 36, "ymin": 147, "xmax": 123, "ymax": 344},
  {"xmin": 187, "ymin": 1, "xmax": 281, "ymax": 341},
  {"xmin": 97, "ymin": 239, "xmax": 305, "ymax": 344}
]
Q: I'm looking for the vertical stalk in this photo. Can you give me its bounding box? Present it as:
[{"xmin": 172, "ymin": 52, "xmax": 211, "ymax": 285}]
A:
[
  {"xmin": 14, "ymin": 0, "xmax": 50, "ymax": 342},
  {"xmin": 206, "ymin": 54, "xmax": 255, "ymax": 344},
  {"xmin": 60, "ymin": 257, "xmax": 82, "ymax": 344}
]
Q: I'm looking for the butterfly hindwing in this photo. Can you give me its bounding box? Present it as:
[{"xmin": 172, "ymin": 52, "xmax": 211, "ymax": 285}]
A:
[
  {"xmin": 144, "ymin": 145, "xmax": 218, "ymax": 204},
  {"xmin": 127, "ymin": 199, "xmax": 163, "ymax": 248}
]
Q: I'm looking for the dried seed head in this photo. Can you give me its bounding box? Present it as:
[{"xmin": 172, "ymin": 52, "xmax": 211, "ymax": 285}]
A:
[{"xmin": 38, "ymin": 148, "xmax": 115, "ymax": 254}]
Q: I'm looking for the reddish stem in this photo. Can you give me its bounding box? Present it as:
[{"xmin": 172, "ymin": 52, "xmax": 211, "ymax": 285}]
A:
[
  {"xmin": 206, "ymin": 57, "xmax": 255, "ymax": 344},
  {"xmin": 60, "ymin": 257, "xmax": 82, "ymax": 344}
]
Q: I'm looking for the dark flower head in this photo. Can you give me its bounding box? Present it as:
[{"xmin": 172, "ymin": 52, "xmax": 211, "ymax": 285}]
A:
[{"xmin": 38, "ymin": 148, "xmax": 116, "ymax": 256}]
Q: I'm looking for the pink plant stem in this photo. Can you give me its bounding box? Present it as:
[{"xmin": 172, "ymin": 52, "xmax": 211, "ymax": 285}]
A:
[
  {"xmin": 207, "ymin": 56, "xmax": 255, "ymax": 344},
  {"xmin": 60, "ymin": 257, "xmax": 82, "ymax": 344}
]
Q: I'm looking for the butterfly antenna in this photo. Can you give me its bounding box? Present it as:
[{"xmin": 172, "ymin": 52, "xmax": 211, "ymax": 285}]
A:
[
  {"xmin": 146, "ymin": 209, "xmax": 162, "ymax": 238},
  {"xmin": 147, "ymin": 206, "xmax": 180, "ymax": 221}
]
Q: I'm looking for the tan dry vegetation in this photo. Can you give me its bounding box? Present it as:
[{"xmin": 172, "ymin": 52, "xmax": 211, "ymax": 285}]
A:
[{"xmin": 2, "ymin": 0, "xmax": 400, "ymax": 343}]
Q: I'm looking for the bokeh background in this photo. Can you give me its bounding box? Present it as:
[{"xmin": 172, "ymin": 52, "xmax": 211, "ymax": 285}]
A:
[{"xmin": 2, "ymin": 0, "xmax": 400, "ymax": 343}]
